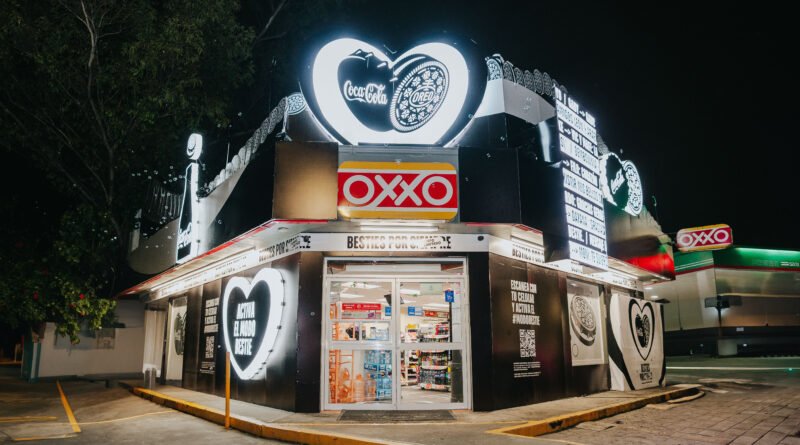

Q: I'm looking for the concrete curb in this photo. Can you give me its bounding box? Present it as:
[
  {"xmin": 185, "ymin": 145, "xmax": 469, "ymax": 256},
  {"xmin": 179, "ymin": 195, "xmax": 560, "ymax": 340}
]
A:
[
  {"xmin": 488, "ymin": 384, "xmax": 702, "ymax": 438},
  {"xmin": 124, "ymin": 385, "xmax": 402, "ymax": 445}
]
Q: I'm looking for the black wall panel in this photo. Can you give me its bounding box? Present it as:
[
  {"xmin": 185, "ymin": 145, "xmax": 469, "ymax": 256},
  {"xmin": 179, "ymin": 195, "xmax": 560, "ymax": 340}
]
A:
[
  {"xmin": 467, "ymin": 253, "xmax": 494, "ymax": 411},
  {"xmin": 458, "ymin": 148, "xmax": 521, "ymax": 223},
  {"xmin": 295, "ymin": 252, "xmax": 324, "ymax": 412}
]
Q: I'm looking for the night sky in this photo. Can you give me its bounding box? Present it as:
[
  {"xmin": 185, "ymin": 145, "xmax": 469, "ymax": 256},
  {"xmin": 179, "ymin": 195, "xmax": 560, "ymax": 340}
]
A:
[
  {"xmin": 5, "ymin": 2, "xmax": 796, "ymax": 251},
  {"xmin": 328, "ymin": 1, "xmax": 798, "ymax": 250}
]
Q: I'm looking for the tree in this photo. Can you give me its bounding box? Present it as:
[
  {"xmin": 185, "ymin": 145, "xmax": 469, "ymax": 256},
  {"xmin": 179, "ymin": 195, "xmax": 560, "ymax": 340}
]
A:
[{"xmin": 0, "ymin": 0, "xmax": 254, "ymax": 341}]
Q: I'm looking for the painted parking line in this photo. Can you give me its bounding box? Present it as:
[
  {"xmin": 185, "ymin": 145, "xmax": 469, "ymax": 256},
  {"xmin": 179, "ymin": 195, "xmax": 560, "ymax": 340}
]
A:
[
  {"xmin": 0, "ymin": 416, "xmax": 57, "ymax": 423},
  {"xmin": 77, "ymin": 410, "xmax": 176, "ymax": 425},
  {"xmin": 56, "ymin": 380, "xmax": 81, "ymax": 433}
]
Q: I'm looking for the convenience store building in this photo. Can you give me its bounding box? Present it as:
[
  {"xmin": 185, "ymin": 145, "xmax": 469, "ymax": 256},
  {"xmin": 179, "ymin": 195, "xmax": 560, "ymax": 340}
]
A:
[{"xmin": 121, "ymin": 38, "xmax": 676, "ymax": 412}]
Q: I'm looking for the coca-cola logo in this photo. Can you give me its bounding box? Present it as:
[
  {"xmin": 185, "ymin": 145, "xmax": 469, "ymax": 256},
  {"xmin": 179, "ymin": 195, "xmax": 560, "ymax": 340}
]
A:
[
  {"xmin": 342, "ymin": 81, "xmax": 387, "ymax": 105},
  {"xmin": 600, "ymin": 153, "xmax": 643, "ymax": 216},
  {"xmin": 337, "ymin": 161, "xmax": 458, "ymax": 220},
  {"xmin": 306, "ymin": 38, "xmax": 482, "ymax": 146}
]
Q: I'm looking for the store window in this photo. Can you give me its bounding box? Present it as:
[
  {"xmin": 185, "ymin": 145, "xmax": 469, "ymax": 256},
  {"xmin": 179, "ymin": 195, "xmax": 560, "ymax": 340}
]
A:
[{"xmin": 323, "ymin": 260, "xmax": 469, "ymax": 410}]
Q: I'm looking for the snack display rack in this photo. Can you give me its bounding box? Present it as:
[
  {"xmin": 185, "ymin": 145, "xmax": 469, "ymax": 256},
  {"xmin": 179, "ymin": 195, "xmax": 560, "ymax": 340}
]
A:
[{"xmin": 418, "ymin": 350, "xmax": 450, "ymax": 391}]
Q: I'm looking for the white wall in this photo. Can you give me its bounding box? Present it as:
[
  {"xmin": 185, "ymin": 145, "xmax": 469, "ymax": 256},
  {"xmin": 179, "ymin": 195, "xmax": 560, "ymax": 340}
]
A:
[
  {"xmin": 651, "ymin": 269, "xmax": 718, "ymax": 331},
  {"xmin": 37, "ymin": 323, "xmax": 145, "ymax": 377}
]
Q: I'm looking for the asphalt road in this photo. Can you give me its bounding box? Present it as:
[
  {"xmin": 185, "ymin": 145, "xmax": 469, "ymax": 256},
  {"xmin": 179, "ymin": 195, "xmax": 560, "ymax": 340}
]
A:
[
  {"xmin": 2, "ymin": 356, "xmax": 799, "ymax": 444},
  {"xmin": 547, "ymin": 356, "xmax": 800, "ymax": 445},
  {"xmin": 0, "ymin": 365, "xmax": 282, "ymax": 444}
]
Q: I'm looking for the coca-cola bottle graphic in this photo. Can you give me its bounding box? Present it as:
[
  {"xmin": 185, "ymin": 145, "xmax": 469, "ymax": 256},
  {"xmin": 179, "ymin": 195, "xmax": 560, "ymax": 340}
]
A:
[{"xmin": 176, "ymin": 134, "xmax": 202, "ymax": 263}]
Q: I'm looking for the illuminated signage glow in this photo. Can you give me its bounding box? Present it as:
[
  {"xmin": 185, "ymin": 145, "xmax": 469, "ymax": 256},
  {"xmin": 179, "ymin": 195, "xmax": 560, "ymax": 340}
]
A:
[
  {"xmin": 221, "ymin": 268, "xmax": 285, "ymax": 380},
  {"xmin": 600, "ymin": 153, "xmax": 643, "ymax": 216},
  {"xmin": 308, "ymin": 38, "xmax": 472, "ymax": 145},
  {"xmin": 554, "ymin": 88, "xmax": 608, "ymax": 270},
  {"xmin": 177, "ymin": 134, "xmax": 203, "ymax": 264},
  {"xmin": 337, "ymin": 161, "xmax": 458, "ymax": 220},
  {"xmin": 676, "ymin": 224, "xmax": 733, "ymax": 253}
]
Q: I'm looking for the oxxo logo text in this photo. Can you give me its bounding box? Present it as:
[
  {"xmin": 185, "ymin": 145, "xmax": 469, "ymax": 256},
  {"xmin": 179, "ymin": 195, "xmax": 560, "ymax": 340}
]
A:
[
  {"xmin": 676, "ymin": 224, "xmax": 733, "ymax": 252},
  {"xmin": 337, "ymin": 161, "xmax": 458, "ymax": 220}
]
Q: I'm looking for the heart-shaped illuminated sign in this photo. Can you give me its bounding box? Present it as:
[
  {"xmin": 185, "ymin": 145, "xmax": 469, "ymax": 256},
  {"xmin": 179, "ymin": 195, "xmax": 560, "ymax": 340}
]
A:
[
  {"xmin": 628, "ymin": 299, "xmax": 655, "ymax": 360},
  {"xmin": 307, "ymin": 38, "xmax": 473, "ymax": 146},
  {"xmin": 222, "ymin": 268, "xmax": 285, "ymax": 380}
]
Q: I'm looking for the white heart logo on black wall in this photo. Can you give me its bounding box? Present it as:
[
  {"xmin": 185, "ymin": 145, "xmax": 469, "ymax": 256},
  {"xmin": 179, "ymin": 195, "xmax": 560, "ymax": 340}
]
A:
[
  {"xmin": 222, "ymin": 268, "xmax": 285, "ymax": 380},
  {"xmin": 304, "ymin": 38, "xmax": 484, "ymax": 146},
  {"xmin": 628, "ymin": 299, "xmax": 655, "ymax": 360}
]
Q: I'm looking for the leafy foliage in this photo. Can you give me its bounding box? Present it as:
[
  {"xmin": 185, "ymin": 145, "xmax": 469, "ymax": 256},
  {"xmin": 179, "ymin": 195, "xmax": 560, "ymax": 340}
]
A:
[{"xmin": 0, "ymin": 0, "xmax": 254, "ymax": 342}]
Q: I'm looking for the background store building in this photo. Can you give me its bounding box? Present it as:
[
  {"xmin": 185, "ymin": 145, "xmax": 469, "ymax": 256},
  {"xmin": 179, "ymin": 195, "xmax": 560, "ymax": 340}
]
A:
[
  {"xmin": 120, "ymin": 36, "xmax": 676, "ymax": 412},
  {"xmin": 647, "ymin": 247, "xmax": 800, "ymax": 357}
]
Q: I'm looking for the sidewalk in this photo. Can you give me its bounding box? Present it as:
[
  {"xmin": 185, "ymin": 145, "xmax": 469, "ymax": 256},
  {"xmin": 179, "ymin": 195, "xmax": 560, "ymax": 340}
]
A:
[{"xmin": 121, "ymin": 381, "xmax": 700, "ymax": 445}]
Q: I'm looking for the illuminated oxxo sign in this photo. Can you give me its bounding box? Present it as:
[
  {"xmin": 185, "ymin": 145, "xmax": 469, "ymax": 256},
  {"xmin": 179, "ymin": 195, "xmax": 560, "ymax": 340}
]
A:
[
  {"xmin": 676, "ymin": 224, "xmax": 733, "ymax": 253},
  {"xmin": 599, "ymin": 153, "xmax": 643, "ymax": 216},
  {"xmin": 337, "ymin": 161, "xmax": 457, "ymax": 220},
  {"xmin": 222, "ymin": 268, "xmax": 285, "ymax": 380},
  {"xmin": 305, "ymin": 38, "xmax": 482, "ymax": 145}
]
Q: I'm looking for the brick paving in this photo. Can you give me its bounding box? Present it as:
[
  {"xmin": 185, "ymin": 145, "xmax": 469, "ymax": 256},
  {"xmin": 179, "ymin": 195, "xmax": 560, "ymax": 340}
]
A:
[{"xmin": 548, "ymin": 381, "xmax": 800, "ymax": 445}]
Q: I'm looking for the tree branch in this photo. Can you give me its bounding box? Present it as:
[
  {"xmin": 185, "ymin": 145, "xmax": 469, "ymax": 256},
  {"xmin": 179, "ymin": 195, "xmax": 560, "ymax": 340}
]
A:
[{"xmin": 253, "ymin": 0, "xmax": 288, "ymax": 47}]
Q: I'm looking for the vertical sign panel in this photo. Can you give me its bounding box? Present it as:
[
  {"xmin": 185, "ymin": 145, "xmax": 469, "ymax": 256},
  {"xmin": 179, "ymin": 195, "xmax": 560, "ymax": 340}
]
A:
[{"xmin": 553, "ymin": 88, "xmax": 608, "ymax": 270}]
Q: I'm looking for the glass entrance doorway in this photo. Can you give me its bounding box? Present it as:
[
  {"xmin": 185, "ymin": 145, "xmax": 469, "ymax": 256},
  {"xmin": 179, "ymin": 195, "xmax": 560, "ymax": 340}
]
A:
[{"xmin": 323, "ymin": 259, "xmax": 469, "ymax": 410}]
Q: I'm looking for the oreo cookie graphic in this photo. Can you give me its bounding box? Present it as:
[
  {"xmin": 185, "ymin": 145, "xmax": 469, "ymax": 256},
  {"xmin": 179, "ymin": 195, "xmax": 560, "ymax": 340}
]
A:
[
  {"xmin": 600, "ymin": 153, "xmax": 643, "ymax": 216},
  {"xmin": 390, "ymin": 56, "xmax": 449, "ymax": 132},
  {"xmin": 337, "ymin": 50, "xmax": 450, "ymax": 133},
  {"xmin": 569, "ymin": 295, "xmax": 597, "ymax": 346},
  {"xmin": 306, "ymin": 38, "xmax": 484, "ymax": 146}
]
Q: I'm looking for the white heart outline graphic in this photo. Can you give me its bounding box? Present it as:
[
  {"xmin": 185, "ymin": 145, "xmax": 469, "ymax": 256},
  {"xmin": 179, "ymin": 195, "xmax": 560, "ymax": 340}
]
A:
[
  {"xmin": 222, "ymin": 268, "xmax": 285, "ymax": 380},
  {"xmin": 628, "ymin": 299, "xmax": 655, "ymax": 361},
  {"xmin": 311, "ymin": 38, "xmax": 469, "ymax": 145}
]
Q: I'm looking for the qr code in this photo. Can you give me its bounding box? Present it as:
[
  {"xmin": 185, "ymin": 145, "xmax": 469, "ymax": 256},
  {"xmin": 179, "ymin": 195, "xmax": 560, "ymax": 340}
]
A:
[
  {"xmin": 204, "ymin": 336, "xmax": 215, "ymax": 359},
  {"xmin": 519, "ymin": 329, "xmax": 536, "ymax": 358}
]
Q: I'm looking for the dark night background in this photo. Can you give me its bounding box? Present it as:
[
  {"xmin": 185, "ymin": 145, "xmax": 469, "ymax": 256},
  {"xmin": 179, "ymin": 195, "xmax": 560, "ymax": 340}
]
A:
[
  {"xmin": 327, "ymin": 1, "xmax": 797, "ymax": 249},
  {"xmin": 5, "ymin": 1, "xmax": 798, "ymax": 250}
]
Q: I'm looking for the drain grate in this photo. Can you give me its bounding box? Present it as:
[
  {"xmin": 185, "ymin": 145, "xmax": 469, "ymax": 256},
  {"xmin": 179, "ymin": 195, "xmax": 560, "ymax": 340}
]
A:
[{"xmin": 338, "ymin": 410, "xmax": 455, "ymax": 422}]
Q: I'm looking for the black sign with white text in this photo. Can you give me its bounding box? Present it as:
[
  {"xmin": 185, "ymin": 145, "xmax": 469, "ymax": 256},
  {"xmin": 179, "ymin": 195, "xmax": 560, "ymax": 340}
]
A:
[
  {"xmin": 488, "ymin": 254, "xmax": 565, "ymax": 408},
  {"xmin": 552, "ymin": 87, "xmax": 608, "ymax": 269},
  {"xmin": 199, "ymin": 294, "xmax": 220, "ymax": 375}
]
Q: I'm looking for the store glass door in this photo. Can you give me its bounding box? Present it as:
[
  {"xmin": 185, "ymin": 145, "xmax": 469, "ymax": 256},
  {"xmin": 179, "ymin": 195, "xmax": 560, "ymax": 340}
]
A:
[
  {"xmin": 397, "ymin": 280, "xmax": 466, "ymax": 409},
  {"xmin": 326, "ymin": 279, "xmax": 395, "ymax": 408},
  {"xmin": 324, "ymin": 269, "xmax": 469, "ymax": 410}
]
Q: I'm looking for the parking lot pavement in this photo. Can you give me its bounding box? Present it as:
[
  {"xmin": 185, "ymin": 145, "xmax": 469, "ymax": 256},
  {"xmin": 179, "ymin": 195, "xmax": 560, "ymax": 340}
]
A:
[
  {"xmin": 0, "ymin": 367, "xmax": 282, "ymax": 444},
  {"xmin": 546, "ymin": 357, "xmax": 800, "ymax": 445}
]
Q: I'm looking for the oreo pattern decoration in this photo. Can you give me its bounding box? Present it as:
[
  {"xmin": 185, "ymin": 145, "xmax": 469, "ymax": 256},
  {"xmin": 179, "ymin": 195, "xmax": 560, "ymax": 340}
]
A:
[
  {"xmin": 569, "ymin": 295, "xmax": 597, "ymax": 346},
  {"xmin": 390, "ymin": 57, "xmax": 449, "ymax": 132},
  {"xmin": 600, "ymin": 153, "xmax": 643, "ymax": 216},
  {"xmin": 306, "ymin": 38, "xmax": 478, "ymax": 146}
]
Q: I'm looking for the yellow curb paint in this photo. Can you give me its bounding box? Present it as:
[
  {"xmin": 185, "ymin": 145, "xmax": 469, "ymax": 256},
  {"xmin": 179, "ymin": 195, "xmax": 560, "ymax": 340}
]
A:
[
  {"xmin": 56, "ymin": 380, "xmax": 81, "ymax": 433},
  {"xmin": 130, "ymin": 387, "xmax": 399, "ymax": 445},
  {"xmin": 487, "ymin": 385, "xmax": 701, "ymax": 438},
  {"xmin": 274, "ymin": 420, "xmax": 523, "ymax": 426},
  {"xmin": 13, "ymin": 434, "xmax": 78, "ymax": 442},
  {"xmin": 0, "ymin": 416, "xmax": 57, "ymax": 423}
]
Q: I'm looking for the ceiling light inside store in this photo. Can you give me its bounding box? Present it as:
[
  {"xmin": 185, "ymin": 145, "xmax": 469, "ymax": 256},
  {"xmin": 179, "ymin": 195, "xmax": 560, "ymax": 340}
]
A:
[
  {"xmin": 360, "ymin": 225, "xmax": 438, "ymax": 233},
  {"xmin": 425, "ymin": 303, "xmax": 451, "ymax": 308},
  {"xmin": 400, "ymin": 289, "xmax": 421, "ymax": 296},
  {"xmin": 339, "ymin": 282, "xmax": 380, "ymax": 289},
  {"xmin": 339, "ymin": 292, "xmax": 364, "ymax": 299}
]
